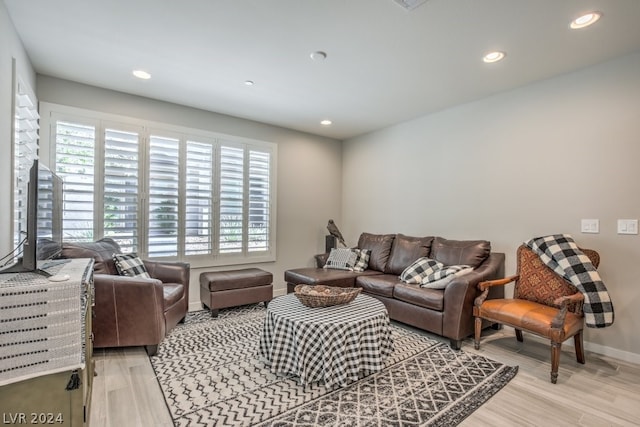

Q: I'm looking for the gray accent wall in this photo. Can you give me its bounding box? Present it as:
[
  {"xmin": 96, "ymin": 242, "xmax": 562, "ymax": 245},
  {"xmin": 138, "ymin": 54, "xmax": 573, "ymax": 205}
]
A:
[{"xmin": 342, "ymin": 51, "xmax": 640, "ymax": 361}]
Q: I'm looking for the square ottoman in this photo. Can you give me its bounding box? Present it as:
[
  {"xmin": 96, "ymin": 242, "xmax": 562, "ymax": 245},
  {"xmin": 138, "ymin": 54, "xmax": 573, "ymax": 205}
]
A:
[{"xmin": 200, "ymin": 268, "xmax": 273, "ymax": 317}]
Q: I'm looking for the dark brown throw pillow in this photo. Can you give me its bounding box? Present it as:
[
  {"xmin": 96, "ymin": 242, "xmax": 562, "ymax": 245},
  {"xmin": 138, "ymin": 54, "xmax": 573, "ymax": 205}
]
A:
[
  {"xmin": 61, "ymin": 238, "xmax": 122, "ymax": 275},
  {"xmin": 430, "ymin": 237, "xmax": 490, "ymax": 268},
  {"xmin": 357, "ymin": 233, "xmax": 395, "ymax": 272},
  {"xmin": 385, "ymin": 234, "xmax": 434, "ymax": 275}
]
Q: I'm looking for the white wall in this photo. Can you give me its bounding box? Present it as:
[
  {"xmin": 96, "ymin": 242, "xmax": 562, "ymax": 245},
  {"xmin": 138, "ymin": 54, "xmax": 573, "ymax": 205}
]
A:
[
  {"xmin": 342, "ymin": 51, "xmax": 640, "ymax": 362},
  {"xmin": 0, "ymin": 2, "xmax": 36, "ymax": 257},
  {"xmin": 36, "ymin": 76, "xmax": 343, "ymax": 306}
]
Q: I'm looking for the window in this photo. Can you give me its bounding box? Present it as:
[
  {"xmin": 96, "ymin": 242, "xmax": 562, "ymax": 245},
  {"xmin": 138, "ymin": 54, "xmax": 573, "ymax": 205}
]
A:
[
  {"xmin": 147, "ymin": 135, "xmax": 180, "ymax": 257},
  {"xmin": 13, "ymin": 79, "xmax": 39, "ymax": 249},
  {"xmin": 185, "ymin": 141, "xmax": 213, "ymax": 256},
  {"xmin": 43, "ymin": 104, "xmax": 276, "ymax": 266},
  {"xmin": 104, "ymin": 127, "xmax": 140, "ymax": 253},
  {"xmin": 219, "ymin": 146, "xmax": 244, "ymax": 253},
  {"xmin": 55, "ymin": 121, "xmax": 96, "ymax": 242}
]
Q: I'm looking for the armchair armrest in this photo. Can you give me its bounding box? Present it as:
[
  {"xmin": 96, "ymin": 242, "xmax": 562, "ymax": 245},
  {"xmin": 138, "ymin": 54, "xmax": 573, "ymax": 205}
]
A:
[
  {"xmin": 477, "ymin": 275, "xmax": 518, "ymax": 291},
  {"xmin": 92, "ymin": 273, "xmax": 166, "ymax": 348},
  {"xmin": 553, "ymin": 292, "xmax": 584, "ymax": 307},
  {"xmin": 143, "ymin": 260, "xmax": 190, "ymax": 285},
  {"xmin": 551, "ymin": 292, "xmax": 585, "ymax": 329},
  {"xmin": 474, "ymin": 275, "xmax": 518, "ymax": 307}
]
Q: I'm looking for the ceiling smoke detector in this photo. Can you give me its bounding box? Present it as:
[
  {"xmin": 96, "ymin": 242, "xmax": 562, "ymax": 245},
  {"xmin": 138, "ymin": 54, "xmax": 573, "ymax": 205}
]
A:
[{"xmin": 393, "ymin": 0, "xmax": 429, "ymax": 11}]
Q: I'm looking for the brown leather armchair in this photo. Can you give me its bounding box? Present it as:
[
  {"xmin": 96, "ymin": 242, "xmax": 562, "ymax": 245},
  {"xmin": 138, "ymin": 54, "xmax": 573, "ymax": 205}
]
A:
[
  {"xmin": 60, "ymin": 238, "xmax": 190, "ymax": 356},
  {"xmin": 473, "ymin": 245, "xmax": 599, "ymax": 383}
]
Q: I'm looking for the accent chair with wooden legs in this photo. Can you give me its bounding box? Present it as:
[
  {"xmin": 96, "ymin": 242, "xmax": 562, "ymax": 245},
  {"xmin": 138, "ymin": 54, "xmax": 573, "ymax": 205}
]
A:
[{"xmin": 473, "ymin": 245, "xmax": 600, "ymax": 384}]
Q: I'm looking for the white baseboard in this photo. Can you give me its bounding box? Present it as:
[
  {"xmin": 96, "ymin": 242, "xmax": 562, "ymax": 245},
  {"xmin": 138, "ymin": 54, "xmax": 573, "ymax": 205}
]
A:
[
  {"xmin": 503, "ymin": 326, "xmax": 640, "ymax": 365},
  {"xmin": 582, "ymin": 340, "xmax": 640, "ymax": 365},
  {"xmin": 189, "ymin": 301, "xmax": 204, "ymax": 312},
  {"xmin": 273, "ymin": 288, "xmax": 287, "ymax": 297}
]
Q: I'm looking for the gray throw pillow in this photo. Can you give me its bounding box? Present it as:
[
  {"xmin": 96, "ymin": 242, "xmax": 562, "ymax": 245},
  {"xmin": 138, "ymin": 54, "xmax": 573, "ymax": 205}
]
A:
[{"xmin": 323, "ymin": 248, "xmax": 358, "ymax": 271}]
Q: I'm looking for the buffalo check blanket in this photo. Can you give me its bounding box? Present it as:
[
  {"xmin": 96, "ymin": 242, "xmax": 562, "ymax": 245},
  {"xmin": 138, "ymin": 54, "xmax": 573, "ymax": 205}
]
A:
[{"xmin": 525, "ymin": 234, "xmax": 614, "ymax": 328}]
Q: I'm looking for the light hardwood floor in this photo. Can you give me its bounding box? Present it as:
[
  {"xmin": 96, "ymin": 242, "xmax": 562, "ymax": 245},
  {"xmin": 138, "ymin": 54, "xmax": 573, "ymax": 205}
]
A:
[{"xmin": 89, "ymin": 326, "xmax": 640, "ymax": 427}]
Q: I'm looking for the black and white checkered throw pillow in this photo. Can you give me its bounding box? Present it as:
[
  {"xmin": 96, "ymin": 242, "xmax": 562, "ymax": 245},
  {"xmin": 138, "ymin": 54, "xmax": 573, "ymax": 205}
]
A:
[
  {"xmin": 399, "ymin": 257, "xmax": 443, "ymax": 284},
  {"xmin": 421, "ymin": 265, "xmax": 472, "ymax": 289},
  {"xmin": 113, "ymin": 253, "xmax": 151, "ymax": 278},
  {"xmin": 352, "ymin": 248, "xmax": 371, "ymax": 272},
  {"xmin": 423, "ymin": 264, "xmax": 470, "ymax": 284}
]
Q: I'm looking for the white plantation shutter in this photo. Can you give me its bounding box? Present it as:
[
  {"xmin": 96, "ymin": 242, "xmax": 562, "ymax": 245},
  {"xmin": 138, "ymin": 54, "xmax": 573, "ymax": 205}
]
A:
[
  {"xmin": 148, "ymin": 135, "xmax": 180, "ymax": 257},
  {"xmin": 248, "ymin": 150, "xmax": 270, "ymax": 252},
  {"xmin": 13, "ymin": 82, "xmax": 39, "ymax": 249},
  {"xmin": 103, "ymin": 128, "xmax": 140, "ymax": 253},
  {"xmin": 54, "ymin": 121, "xmax": 96, "ymax": 242},
  {"xmin": 45, "ymin": 104, "xmax": 276, "ymax": 266},
  {"xmin": 219, "ymin": 146, "xmax": 244, "ymax": 253},
  {"xmin": 185, "ymin": 141, "xmax": 213, "ymax": 255},
  {"xmin": 36, "ymin": 171, "xmax": 54, "ymax": 238}
]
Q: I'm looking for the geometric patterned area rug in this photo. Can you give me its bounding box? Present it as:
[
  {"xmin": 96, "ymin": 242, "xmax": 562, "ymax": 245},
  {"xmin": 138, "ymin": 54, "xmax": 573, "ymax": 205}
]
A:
[{"xmin": 150, "ymin": 304, "xmax": 517, "ymax": 426}]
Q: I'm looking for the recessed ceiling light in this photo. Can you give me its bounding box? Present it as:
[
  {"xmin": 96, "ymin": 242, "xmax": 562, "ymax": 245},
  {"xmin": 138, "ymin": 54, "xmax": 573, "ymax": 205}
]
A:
[
  {"xmin": 244, "ymin": 80, "xmax": 255, "ymax": 86},
  {"xmin": 310, "ymin": 51, "xmax": 327, "ymax": 61},
  {"xmin": 393, "ymin": 0, "xmax": 429, "ymax": 11},
  {"xmin": 570, "ymin": 12, "xmax": 602, "ymax": 29},
  {"xmin": 132, "ymin": 69, "xmax": 151, "ymax": 80},
  {"xmin": 320, "ymin": 119, "xmax": 332, "ymax": 126},
  {"xmin": 482, "ymin": 51, "xmax": 506, "ymax": 63}
]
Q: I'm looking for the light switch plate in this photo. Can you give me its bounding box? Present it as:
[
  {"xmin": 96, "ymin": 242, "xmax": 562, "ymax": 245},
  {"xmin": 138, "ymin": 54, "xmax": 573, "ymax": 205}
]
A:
[
  {"xmin": 617, "ymin": 219, "xmax": 638, "ymax": 235},
  {"xmin": 581, "ymin": 219, "xmax": 599, "ymax": 233}
]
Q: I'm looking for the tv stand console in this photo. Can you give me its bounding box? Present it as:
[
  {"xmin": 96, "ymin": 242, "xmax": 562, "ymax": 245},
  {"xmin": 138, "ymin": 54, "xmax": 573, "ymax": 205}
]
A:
[{"xmin": 0, "ymin": 258, "xmax": 95, "ymax": 426}]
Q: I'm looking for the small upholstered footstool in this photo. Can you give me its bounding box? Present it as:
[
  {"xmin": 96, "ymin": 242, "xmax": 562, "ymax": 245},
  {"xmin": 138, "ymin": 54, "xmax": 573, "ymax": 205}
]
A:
[{"xmin": 200, "ymin": 268, "xmax": 273, "ymax": 317}]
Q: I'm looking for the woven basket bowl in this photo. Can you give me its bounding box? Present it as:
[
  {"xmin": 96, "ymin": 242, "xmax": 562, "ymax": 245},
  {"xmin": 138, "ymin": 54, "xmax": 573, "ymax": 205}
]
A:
[{"xmin": 294, "ymin": 284, "xmax": 361, "ymax": 308}]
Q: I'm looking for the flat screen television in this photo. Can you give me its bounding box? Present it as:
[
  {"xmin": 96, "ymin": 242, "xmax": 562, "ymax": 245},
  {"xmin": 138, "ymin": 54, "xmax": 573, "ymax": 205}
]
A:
[{"xmin": 1, "ymin": 159, "xmax": 64, "ymax": 276}]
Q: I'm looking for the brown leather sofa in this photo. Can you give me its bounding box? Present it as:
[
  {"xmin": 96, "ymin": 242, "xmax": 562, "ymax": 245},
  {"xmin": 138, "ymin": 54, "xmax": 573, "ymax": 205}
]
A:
[
  {"xmin": 285, "ymin": 233, "xmax": 505, "ymax": 349},
  {"xmin": 60, "ymin": 238, "xmax": 190, "ymax": 356}
]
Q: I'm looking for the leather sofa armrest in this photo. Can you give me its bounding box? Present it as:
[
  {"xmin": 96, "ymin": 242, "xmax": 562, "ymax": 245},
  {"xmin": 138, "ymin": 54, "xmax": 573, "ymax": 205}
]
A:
[
  {"xmin": 92, "ymin": 273, "xmax": 167, "ymax": 348},
  {"xmin": 442, "ymin": 253, "xmax": 506, "ymax": 342}
]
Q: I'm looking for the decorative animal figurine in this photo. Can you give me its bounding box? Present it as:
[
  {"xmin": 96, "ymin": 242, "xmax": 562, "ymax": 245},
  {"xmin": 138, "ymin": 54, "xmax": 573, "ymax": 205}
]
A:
[{"xmin": 327, "ymin": 219, "xmax": 346, "ymax": 247}]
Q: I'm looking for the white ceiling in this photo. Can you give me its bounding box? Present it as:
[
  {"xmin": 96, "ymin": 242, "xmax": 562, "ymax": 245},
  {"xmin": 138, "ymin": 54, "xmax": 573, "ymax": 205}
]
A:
[{"xmin": 5, "ymin": 0, "xmax": 640, "ymax": 140}]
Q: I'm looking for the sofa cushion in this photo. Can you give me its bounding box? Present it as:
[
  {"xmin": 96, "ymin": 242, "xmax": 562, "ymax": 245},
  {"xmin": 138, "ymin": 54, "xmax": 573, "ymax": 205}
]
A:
[
  {"xmin": 357, "ymin": 233, "xmax": 395, "ymax": 272},
  {"xmin": 285, "ymin": 267, "xmax": 381, "ymax": 289},
  {"xmin": 356, "ymin": 274, "xmax": 398, "ymax": 298},
  {"xmin": 430, "ymin": 237, "xmax": 491, "ymax": 267},
  {"xmin": 385, "ymin": 234, "xmax": 434, "ymax": 275},
  {"xmin": 61, "ymin": 238, "xmax": 122, "ymax": 275},
  {"xmin": 393, "ymin": 283, "xmax": 444, "ymax": 311}
]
